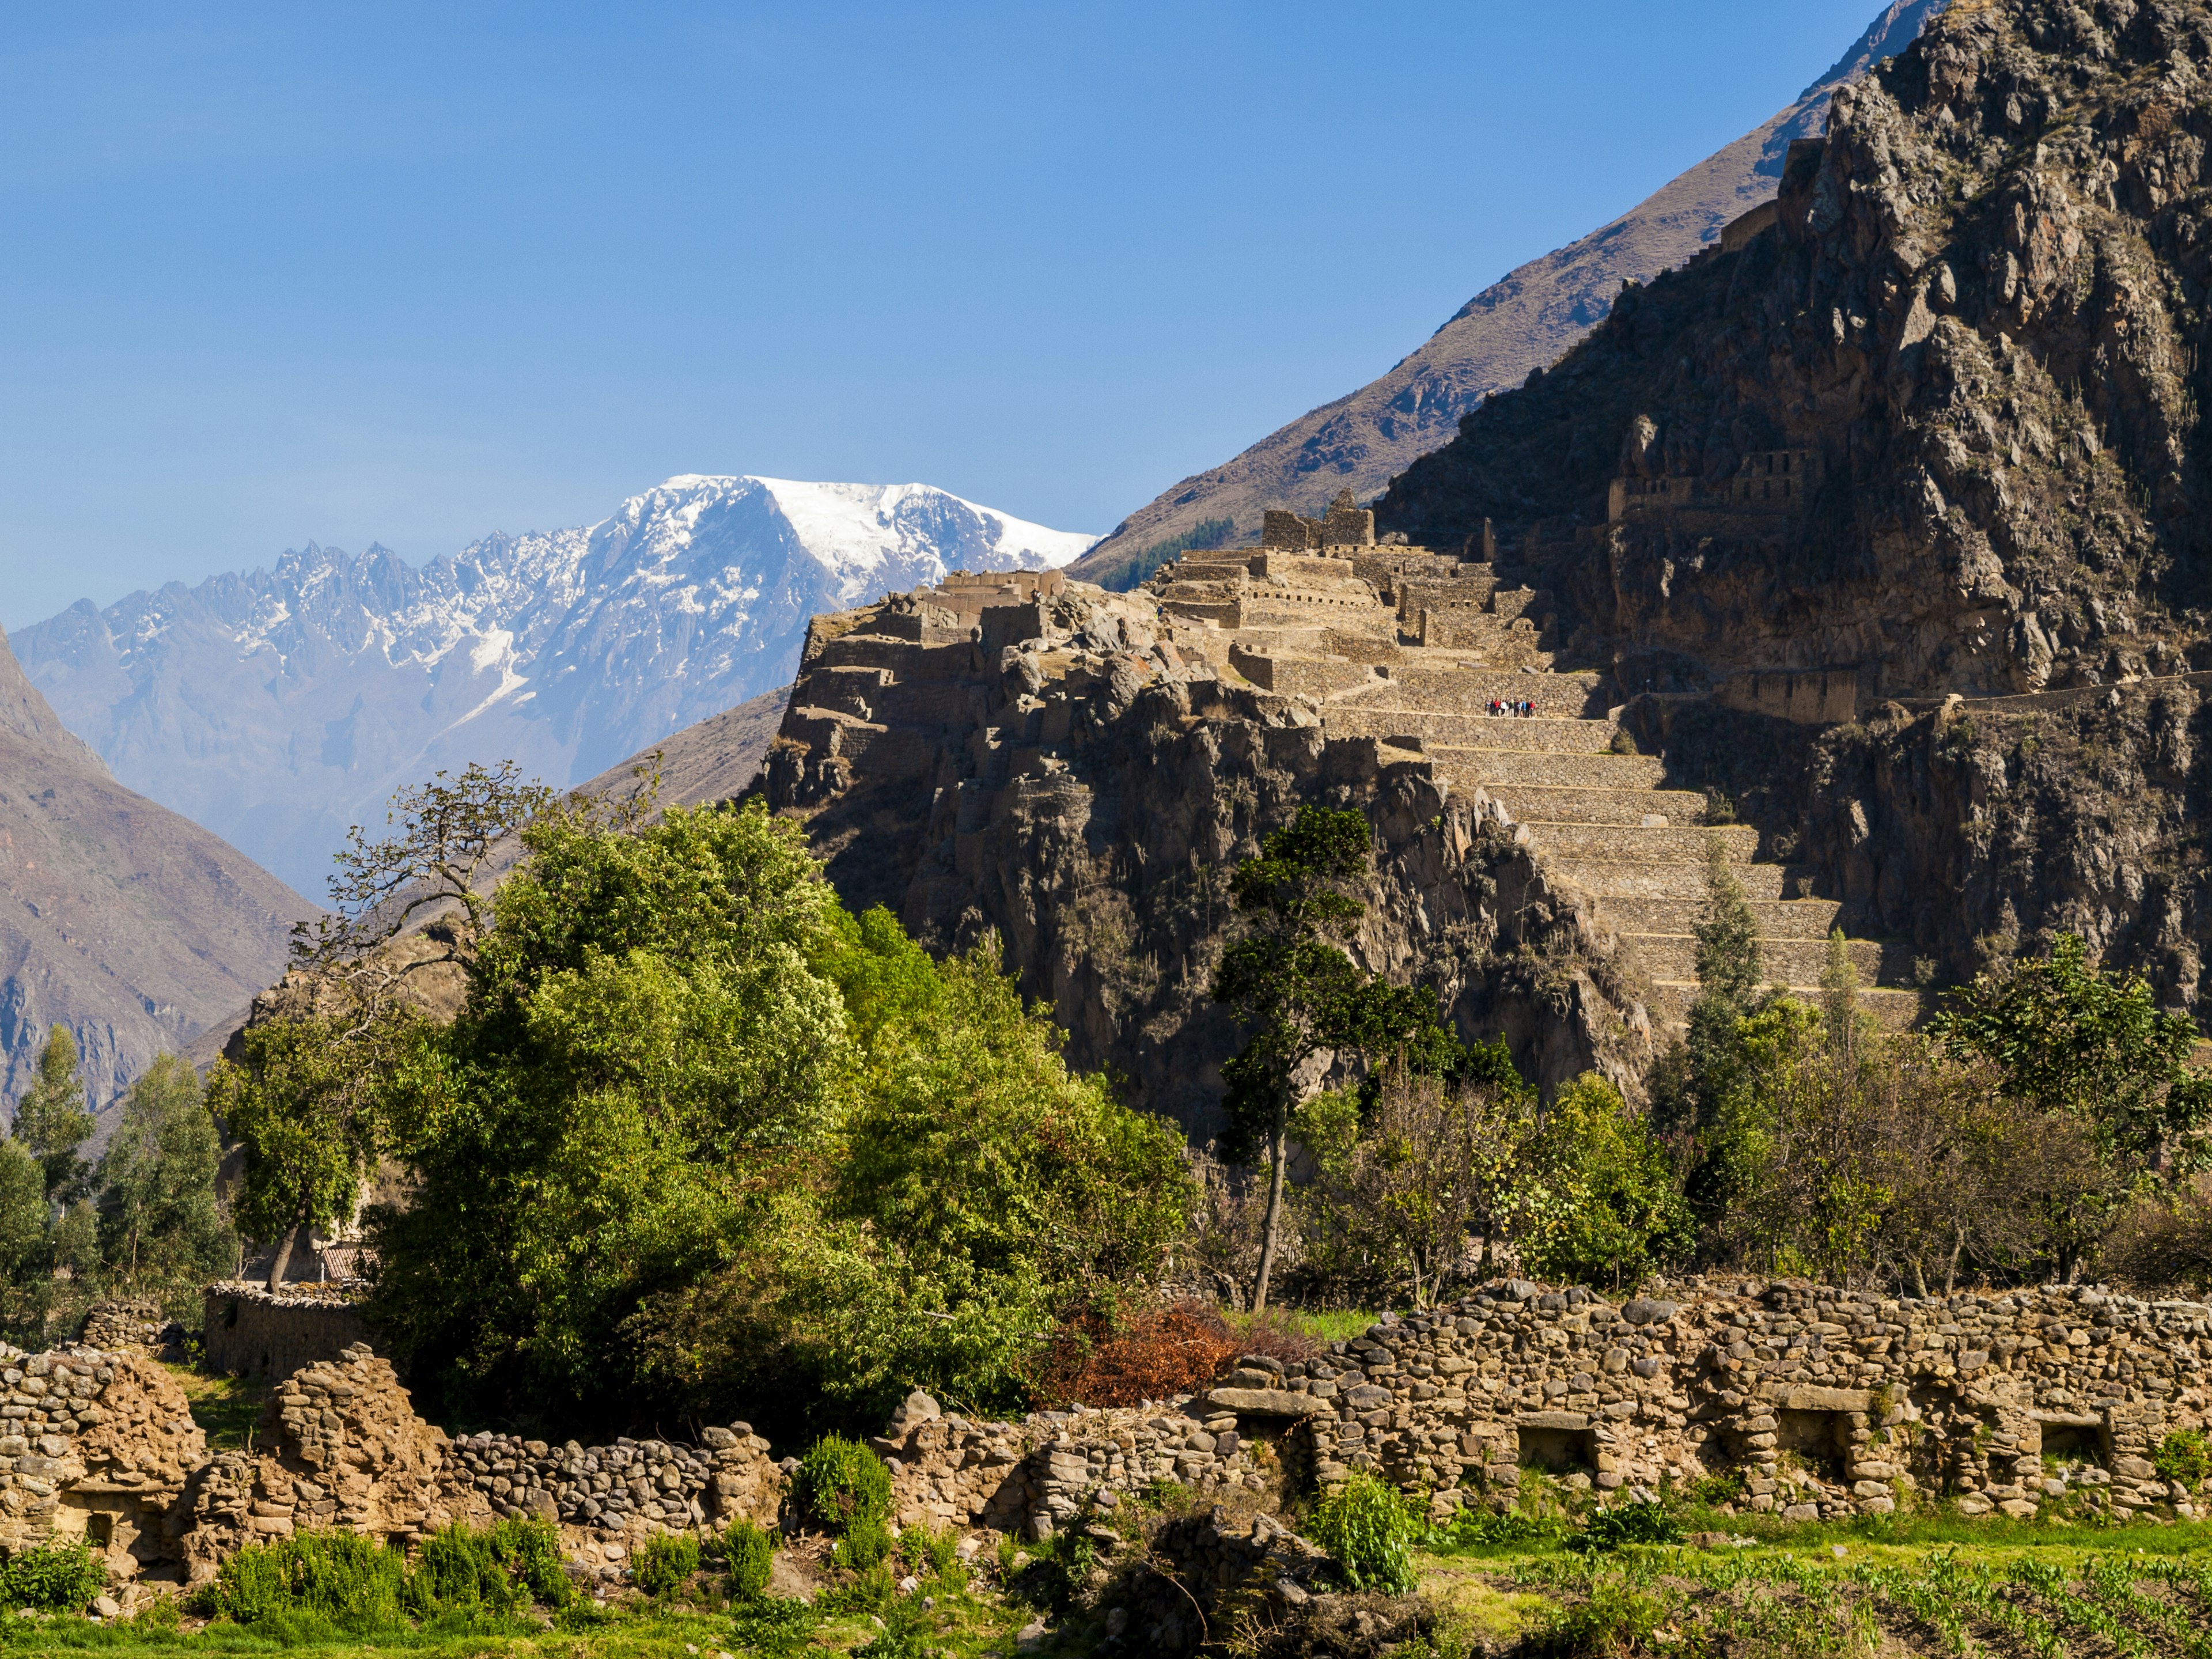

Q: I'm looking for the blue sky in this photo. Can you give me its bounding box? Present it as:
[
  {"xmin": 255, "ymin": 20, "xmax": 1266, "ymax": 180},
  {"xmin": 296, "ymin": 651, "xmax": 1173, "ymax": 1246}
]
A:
[{"xmin": 1, "ymin": 1, "xmax": 1887, "ymax": 628}]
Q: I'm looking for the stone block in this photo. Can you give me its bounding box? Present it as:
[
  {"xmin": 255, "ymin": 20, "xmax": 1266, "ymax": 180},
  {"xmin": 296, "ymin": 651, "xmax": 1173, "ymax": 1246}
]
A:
[{"xmin": 1206, "ymin": 1388, "xmax": 1328, "ymax": 1416}]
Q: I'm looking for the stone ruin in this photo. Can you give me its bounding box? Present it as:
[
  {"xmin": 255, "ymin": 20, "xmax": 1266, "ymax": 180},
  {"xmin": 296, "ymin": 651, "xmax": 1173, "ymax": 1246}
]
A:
[
  {"xmin": 1236, "ymin": 1277, "xmax": 2212, "ymax": 1525},
  {"xmin": 1262, "ymin": 488, "xmax": 1378, "ymax": 552},
  {"xmin": 7, "ymin": 1273, "xmax": 2212, "ymax": 1597}
]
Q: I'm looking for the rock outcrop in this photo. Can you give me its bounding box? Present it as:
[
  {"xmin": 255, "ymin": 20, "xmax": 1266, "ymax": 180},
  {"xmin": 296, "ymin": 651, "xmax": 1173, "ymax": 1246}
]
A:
[
  {"xmin": 758, "ymin": 551, "xmax": 1669, "ymax": 1124},
  {"xmin": 1367, "ymin": 0, "xmax": 2212, "ymax": 1009}
]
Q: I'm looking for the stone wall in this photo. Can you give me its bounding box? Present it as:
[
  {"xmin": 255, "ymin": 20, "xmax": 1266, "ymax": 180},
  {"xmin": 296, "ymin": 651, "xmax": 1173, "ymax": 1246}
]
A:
[
  {"xmin": 200, "ymin": 1282, "xmax": 372, "ymax": 1380},
  {"xmin": 79, "ymin": 1302, "xmax": 168, "ymax": 1353},
  {"xmin": 874, "ymin": 1388, "xmax": 1270, "ymax": 1540},
  {"xmin": 1253, "ymin": 1278, "xmax": 2212, "ymax": 1524},
  {"xmin": 7, "ymin": 1272, "xmax": 2212, "ymax": 1592},
  {"xmin": 0, "ymin": 1344, "xmax": 207, "ymax": 1578}
]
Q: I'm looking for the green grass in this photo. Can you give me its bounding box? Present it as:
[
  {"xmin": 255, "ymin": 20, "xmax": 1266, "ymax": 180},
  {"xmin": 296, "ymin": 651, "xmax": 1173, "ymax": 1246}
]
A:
[
  {"xmin": 1236, "ymin": 1308, "xmax": 1385, "ymax": 1346},
  {"xmin": 1416, "ymin": 1508, "xmax": 2212, "ymax": 1656},
  {"xmin": 161, "ymin": 1364, "xmax": 272, "ymax": 1453}
]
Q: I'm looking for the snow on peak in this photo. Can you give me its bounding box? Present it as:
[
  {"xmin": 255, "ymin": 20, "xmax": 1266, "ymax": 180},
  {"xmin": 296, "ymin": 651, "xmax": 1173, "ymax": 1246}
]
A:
[
  {"xmin": 16, "ymin": 470, "xmax": 1099, "ymax": 899},
  {"xmin": 621, "ymin": 475, "xmax": 1097, "ymax": 599}
]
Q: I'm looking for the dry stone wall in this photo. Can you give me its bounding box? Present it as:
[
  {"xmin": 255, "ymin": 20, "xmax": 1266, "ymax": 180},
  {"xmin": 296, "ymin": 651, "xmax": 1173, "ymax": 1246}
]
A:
[
  {"xmin": 445, "ymin": 1422, "xmax": 782, "ymax": 1541},
  {"xmin": 1252, "ymin": 1279, "xmax": 2212, "ymax": 1524},
  {"xmin": 12, "ymin": 1274, "xmax": 2209, "ymax": 1588},
  {"xmin": 875, "ymin": 1389, "xmax": 1268, "ymax": 1538},
  {"xmin": 0, "ymin": 1344, "xmax": 207, "ymax": 1578}
]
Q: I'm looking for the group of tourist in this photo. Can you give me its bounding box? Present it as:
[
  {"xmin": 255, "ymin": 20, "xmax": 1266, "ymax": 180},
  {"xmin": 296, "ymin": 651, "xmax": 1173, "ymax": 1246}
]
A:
[{"xmin": 1486, "ymin": 698, "xmax": 1539, "ymax": 718}]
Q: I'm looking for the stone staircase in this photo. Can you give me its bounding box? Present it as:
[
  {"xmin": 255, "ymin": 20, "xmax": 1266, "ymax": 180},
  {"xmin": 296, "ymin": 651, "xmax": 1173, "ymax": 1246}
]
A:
[{"xmin": 1152, "ymin": 543, "xmax": 1922, "ymax": 1035}]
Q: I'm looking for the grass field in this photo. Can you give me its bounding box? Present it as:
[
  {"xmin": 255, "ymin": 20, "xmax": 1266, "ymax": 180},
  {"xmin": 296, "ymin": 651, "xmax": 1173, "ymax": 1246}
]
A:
[
  {"xmin": 6, "ymin": 1512, "xmax": 2212, "ymax": 1654},
  {"xmin": 1415, "ymin": 1508, "xmax": 2212, "ymax": 1656}
]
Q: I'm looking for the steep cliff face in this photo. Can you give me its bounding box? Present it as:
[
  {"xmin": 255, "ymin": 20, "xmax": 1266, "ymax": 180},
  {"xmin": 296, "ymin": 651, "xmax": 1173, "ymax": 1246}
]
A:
[
  {"xmin": 1381, "ymin": 0, "xmax": 2212, "ymax": 703},
  {"xmin": 760, "ymin": 575, "xmax": 1646, "ymax": 1133},
  {"xmin": 1368, "ymin": 0, "xmax": 2212, "ymax": 1014}
]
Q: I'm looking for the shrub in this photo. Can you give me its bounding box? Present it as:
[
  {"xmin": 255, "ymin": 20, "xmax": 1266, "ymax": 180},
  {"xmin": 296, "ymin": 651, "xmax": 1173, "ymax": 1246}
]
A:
[
  {"xmin": 2157, "ymin": 1429, "xmax": 2211, "ymax": 1487},
  {"xmin": 211, "ymin": 1532, "xmax": 406, "ymax": 1633},
  {"xmin": 0, "ymin": 1539, "xmax": 105, "ymax": 1613},
  {"xmin": 1006, "ymin": 1527, "xmax": 1094, "ymax": 1614},
  {"xmin": 721, "ymin": 1517, "xmax": 777, "ymax": 1601},
  {"xmin": 632, "ymin": 1532, "xmax": 702, "ymax": 1598},
  {"xmin": 793, "ymin": 1434, "xmax": 893, "ymax": 1532},
  {"xmin": 487, "ymin": 1516, "xmax": 572, "ymax": 1608},
  {"xmin": 730, "ymin": 1595, "xmax": 817, "ymax": 1655},
  {"xmin": 1309, "ymin": 1472, "xmax": 1419, "ymax": 1594},
  {"xmin": 834, "ymin": 1513, "xmax": 894, "ymax": 1570},
  {"xmin": 407, "ymin": 1518, "xmax": 570, "ymax": 1618},
  {"xmin": 896, "ymin": 1523, "xmax": 961, "ymax": 1584},
  {"xmin": 1528, "ymin": 1580, "xmax": 1672, "ymax": 1657},
  {"xmin": 1567, "ymin": 1502, "xmax": 1685, "ymax": 1554},
  {"xmin": 1028, "ymin": 1298, "xmax": 1317, "ymax": 1408}
]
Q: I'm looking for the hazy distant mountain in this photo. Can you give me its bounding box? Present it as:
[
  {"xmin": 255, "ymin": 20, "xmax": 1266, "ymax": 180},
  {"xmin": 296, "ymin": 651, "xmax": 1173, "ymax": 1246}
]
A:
[
  {"xmin": 0, "ymin": 624, "xmax": 304, "ymax": 1109},
  {"xmin": 1070, "ymin": 0, "xmax": 1948, "ymax": 585},
  {"xmin": 19, "ymin": 476, "xmax": 1094, "ymax": 897}
]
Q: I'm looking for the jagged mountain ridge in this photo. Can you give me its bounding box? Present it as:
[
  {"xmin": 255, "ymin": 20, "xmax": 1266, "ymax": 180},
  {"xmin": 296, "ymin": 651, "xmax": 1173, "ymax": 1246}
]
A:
[
  {"xmin": 17, "ymin": 477, "xmax": 1094, "ymax": 899},
  {"xmin": 0, "ymin": 625, "xmax": 305, "ymax": 1111},
  {"xmin": 1069, "ymin": 0, "xmax": 1949, "ymax": 586}
]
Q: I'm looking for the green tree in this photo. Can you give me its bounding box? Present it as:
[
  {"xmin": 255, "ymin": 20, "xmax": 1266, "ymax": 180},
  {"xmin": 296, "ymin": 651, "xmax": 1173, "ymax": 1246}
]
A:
[
  {"xmin": 367, "ymin": 797, "xmax": 854, "ymax": 1416},
  {"xmin": 1931, "ymin": 932, "xmax": 2212, "ymax": 1176},
  {"xmin": 12, "ymin": 1026, "xmax": 92, "ymax": 1202},
  {"xmin": 1694, "ymin": 838, "xmax": 1762, "ymax": 1006},
  {"xmin": 1210, "ymin": 807, "xmax": 1442, "ymax": 1311},
  {"xmin": 1508, "ymin": 1073, "xmax": 1692, "ymax": 1289},
  {"xmin": 95, "ymin": 1054, "xmax": 237, "ymax": 1312},
  {"xmin": 1295, "ymin": 1049, "xmax": 1533, "ymax": 1308},
  {"xmin": 204, "ymin": 1012, "xmax": 400, "ymax": 1291},
  {"xmin": 833, "ymin": 942, "xmax": 1189, "ymax": 1293}
]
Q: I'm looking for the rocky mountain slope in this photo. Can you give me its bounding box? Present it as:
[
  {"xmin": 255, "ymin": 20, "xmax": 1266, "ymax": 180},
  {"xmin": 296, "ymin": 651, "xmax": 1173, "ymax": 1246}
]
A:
[
  {"xmin": 1368, "ymin": 0, "xmax": 2212, "ymax": 1009},
  {"xmin": 0, "ymin": 625, "xmax": 305, "ymax": 1111},
  {"xmin": 1070, "ymin": 0, "xmax": 1949, "ymax": 588},
  {"xmin": 17, "ymin": 478, "xmax": 1094, "ymax": 899}
]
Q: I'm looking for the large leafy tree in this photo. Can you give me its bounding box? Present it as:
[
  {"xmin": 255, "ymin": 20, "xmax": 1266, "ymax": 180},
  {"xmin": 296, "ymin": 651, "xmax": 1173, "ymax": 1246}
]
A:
[
  {"xmin": 1294, "ymin": 1047, "xmax": 1533, "ymax": 1309},
  {"xmin": 1930, "ymin": 932, "xmax": 2212, "ymax": 1279},
  {"xmin": 204, "ymin": 1012, "xmax": 402, "ymax": 1291},
  {"xmin": 1508, "ymin": 1073, "xmax": 1693, "ymax": 1289},
  {"xmin": 1210, "ymin": 806, "xmax": 1449, "ymax": 1311},
  {"xmin": 367, "ymin": 796, "xmax": 851, "ymax": 1410}
]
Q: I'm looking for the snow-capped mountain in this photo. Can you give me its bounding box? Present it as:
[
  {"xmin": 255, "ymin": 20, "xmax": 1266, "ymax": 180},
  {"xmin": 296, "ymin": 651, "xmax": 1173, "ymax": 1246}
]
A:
[{"xmin": 16, "ymin": 476, "xmax": 1096, "ymax": 899}]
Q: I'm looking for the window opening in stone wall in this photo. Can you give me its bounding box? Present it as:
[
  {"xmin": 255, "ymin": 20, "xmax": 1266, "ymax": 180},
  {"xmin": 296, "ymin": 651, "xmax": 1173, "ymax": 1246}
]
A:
[
  {"xmin": 1775, "ymin": 1410, "xmax": 1847, "ymax": 1482},
  {"xmin": 2039, "ymin": 1422, "xmax": 2108, "ymax": 1469},
  {"xmin": 1517, "ymin": 1425, "xmax": 1596, "ymax": 1473},
  {"xmin": 86, "ymin": 1514, "xmax": 113, "ymax": 1548}
]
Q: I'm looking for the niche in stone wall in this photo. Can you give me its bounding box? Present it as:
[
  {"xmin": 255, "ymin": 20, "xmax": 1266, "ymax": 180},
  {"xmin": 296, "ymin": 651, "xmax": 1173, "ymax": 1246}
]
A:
[
  {"xmin": 2033, "ymin": 1415, "xmax": 2110, "ymax": 1472},
  {"xmin": 1775, "ymin": 1410, "xmax": 1848, "ymax": 1482},
  {"xmin": 1517, "ymin": 1425, "xmax": 1597, "ymax": 1473}
]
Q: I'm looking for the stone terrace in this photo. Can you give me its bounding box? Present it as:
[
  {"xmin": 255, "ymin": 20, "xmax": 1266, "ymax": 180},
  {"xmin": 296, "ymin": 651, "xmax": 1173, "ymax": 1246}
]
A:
[{"xmin": 1146, "ymin": 503, "xmax": 1919, "ymax": 1032}]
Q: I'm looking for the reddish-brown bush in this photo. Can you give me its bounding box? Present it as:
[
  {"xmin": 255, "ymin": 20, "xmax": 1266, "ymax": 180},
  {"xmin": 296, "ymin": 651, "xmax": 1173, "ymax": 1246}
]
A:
[{"xmin": 1028, "ymin": 1300, "xmax": 1319, "ymax": 1408}]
